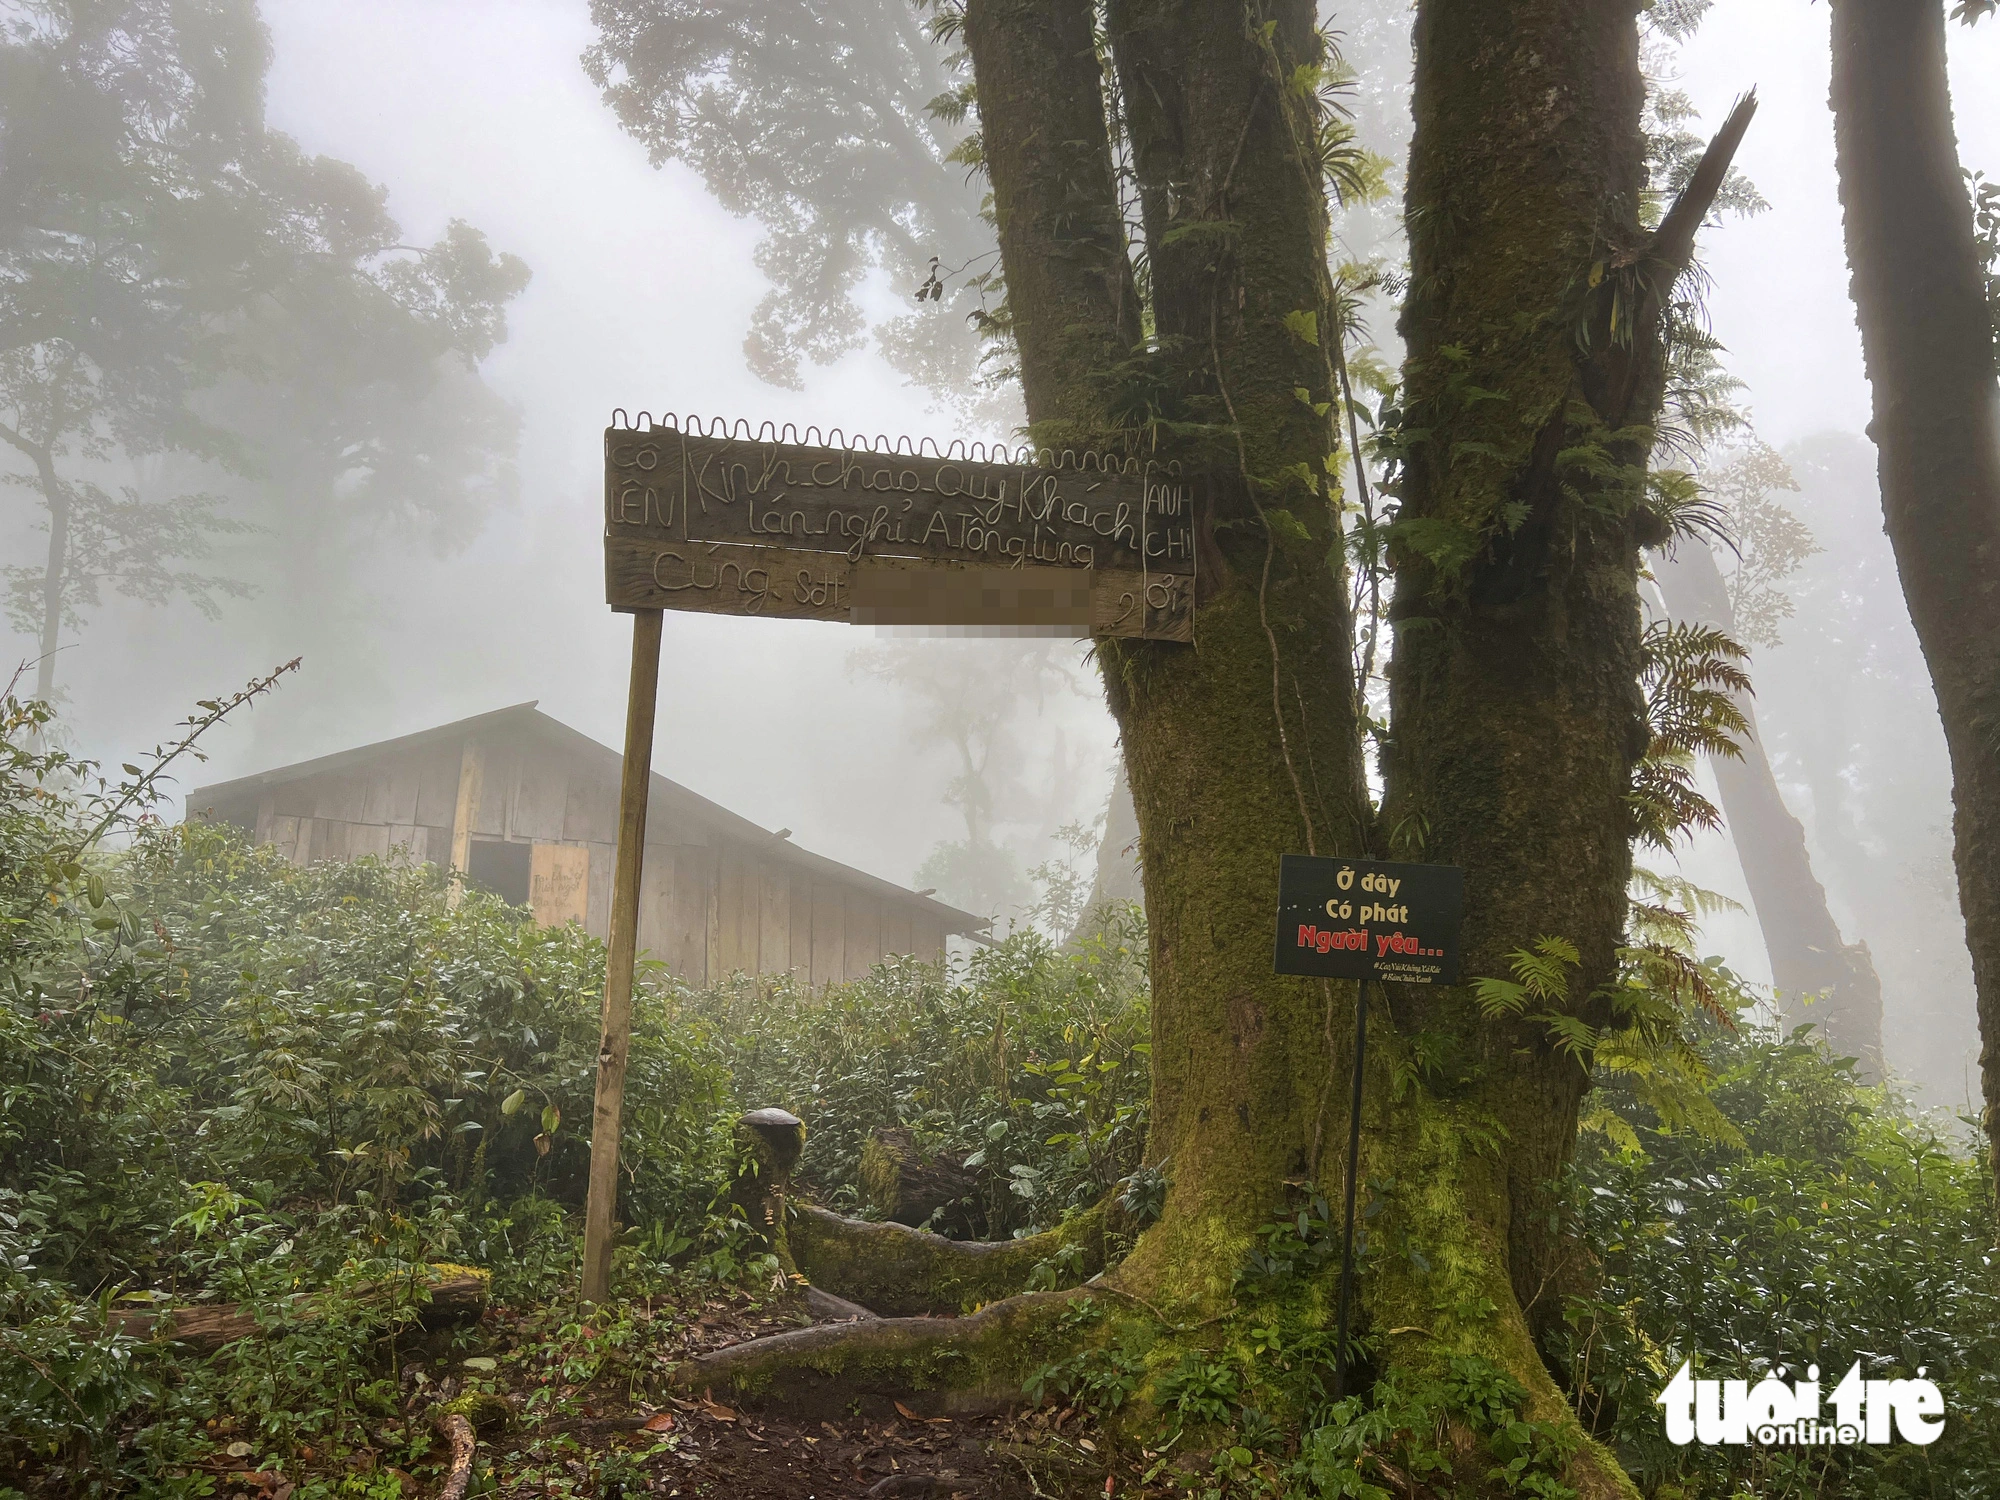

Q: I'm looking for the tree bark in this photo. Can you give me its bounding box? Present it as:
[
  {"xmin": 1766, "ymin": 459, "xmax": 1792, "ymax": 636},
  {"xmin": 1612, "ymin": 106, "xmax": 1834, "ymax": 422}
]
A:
[
  {"xmin": 964, "ymin": 0, "xmax": 1141, "ymax": 443},
  {"xmin": 1384, "ymin": 0, "xmax": 1657, "ymax": 1359},
  {"xmin": 0, "ymin": 423, "xmax": 68, "ymax": 700},
  {"xmin": 1652, "ymin": 543, "xmax": 1886, "ymax": 1074},
  {"xmin": 1828, "ymin": 0, "xmax": 2000, "ymax": 1227},
  {"xmin": 1083, "ymin": 0, "xmax": 1372, "ymax": 1296}
]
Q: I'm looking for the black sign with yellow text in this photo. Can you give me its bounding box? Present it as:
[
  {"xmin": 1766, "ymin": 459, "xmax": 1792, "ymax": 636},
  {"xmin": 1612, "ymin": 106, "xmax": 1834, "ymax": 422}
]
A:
[{"xmin": 1272, "ymin": 855, "xmax": 1465, "ymax": 985}]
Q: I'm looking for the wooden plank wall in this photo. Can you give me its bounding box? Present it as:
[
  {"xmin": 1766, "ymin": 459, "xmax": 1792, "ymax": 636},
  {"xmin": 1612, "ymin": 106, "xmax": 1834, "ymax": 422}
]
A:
[{"xmin": 240, "ymin": 729, "xmax": 953, "ymax": 987}]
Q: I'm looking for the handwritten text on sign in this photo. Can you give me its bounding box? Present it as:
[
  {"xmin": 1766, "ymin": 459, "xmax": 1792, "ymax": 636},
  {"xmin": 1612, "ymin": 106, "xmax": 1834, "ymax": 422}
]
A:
[
  {"xmin": 603, "ymin": 425, "xmax": 1197, "ymax": 639},
  {"xmin": 605, "ymin": 428, "xmax": 1195, "ymax": 574},
  {"xmin": 1272, "ymin": 856, "xmax": 1465, "ymax": 985}
]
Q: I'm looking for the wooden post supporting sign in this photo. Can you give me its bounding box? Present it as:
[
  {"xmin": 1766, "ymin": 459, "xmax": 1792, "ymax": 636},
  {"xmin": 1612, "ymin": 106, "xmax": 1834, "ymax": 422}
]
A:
[{"xmin": 581, "ymin": 606, "xmax": 663, "ymax": 1304}]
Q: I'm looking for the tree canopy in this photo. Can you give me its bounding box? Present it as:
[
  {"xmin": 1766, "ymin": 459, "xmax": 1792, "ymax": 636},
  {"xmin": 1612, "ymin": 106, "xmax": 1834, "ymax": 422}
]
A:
[{"xmin": 0, "ymin": 0, "xmax": 529, "ymax": 698}]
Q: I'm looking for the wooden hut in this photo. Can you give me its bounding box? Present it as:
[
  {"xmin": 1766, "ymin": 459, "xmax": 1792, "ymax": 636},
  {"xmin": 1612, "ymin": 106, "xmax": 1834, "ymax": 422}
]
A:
[{"xmin": 186, "ymin": 702, "xmax": 984, "ymax": 985}]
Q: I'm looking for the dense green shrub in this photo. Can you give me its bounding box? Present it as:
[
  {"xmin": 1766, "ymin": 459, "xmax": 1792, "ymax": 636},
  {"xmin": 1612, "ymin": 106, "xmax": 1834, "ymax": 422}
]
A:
[
  {"xmin": 683, "ymin": 906, "xmax": 1150, "ymax": 1236},
  {"xmin": 4, "ymin": 687, "xmax": 1996, "ymax": 1498},
  {"xmin": 1557, "ymin": 1022, "xmax": 2000, "ymax": 1500}
]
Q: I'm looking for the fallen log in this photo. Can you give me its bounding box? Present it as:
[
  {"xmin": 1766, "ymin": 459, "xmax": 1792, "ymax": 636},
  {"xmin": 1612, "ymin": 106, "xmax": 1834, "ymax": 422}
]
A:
[
  {"xmin": 858, "ymin": 1128, "xmax": 979, "ymax": 1234},
  {"xmin": 107, "ymin": 1265, "xmax": 489, "ymax": 1352},
  {"xmin": 433, "ymin": 1412, "xmax": 476, "ymax": 1500}
]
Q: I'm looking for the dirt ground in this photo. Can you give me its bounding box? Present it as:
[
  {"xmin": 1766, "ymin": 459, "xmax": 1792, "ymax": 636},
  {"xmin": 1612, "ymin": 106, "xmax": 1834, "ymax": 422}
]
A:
[{"xmin": 187, "ymin": 1285, "xmax": 1131, "ymax": 1500}]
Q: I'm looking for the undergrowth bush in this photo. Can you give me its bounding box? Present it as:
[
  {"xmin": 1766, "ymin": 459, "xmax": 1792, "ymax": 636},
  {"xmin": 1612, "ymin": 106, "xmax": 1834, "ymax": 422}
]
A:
[
  {"xmin": 681, "ymin": 905, "xmax": 1150, "ymax": 1236},
  {"xmin": 3, "ymin": 685, "xmax": 1995, "ymax": 1499},
  {"xmin": 0, "ymin": 689, "xmax": 1151, "ymax": 1490},
  {"xmin": 1555, "ymin": 1021, "xmax": 2000, "ymax": 1500}
]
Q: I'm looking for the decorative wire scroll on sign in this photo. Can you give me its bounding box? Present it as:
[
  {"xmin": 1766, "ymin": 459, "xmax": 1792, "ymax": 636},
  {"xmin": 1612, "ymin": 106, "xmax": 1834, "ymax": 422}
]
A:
[{"xmin": 603, "ymin": 412, "xmax": 1197, "ymax": 641}]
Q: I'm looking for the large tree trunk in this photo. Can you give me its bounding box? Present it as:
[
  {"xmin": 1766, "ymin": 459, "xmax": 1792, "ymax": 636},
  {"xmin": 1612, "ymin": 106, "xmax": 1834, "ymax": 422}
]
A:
[
  {"xmin": 1383, "ymin": 0, "xmax": 1686, "ymax": 1364},
  {"xmin": 1828, "ymin": 0, "xmax": 2000, "ymax": 1228},
  {"xmin": 1653, "ymin": 542, "xmax": 1886, "ymax": 1074},
  {"xmin": 1078, "ymin": 0, "xmax": 1371, "ymax": 1298},
  {"xmin": 982, "ymin": 0, "xmax": 1640, "ymax": 1484},
  {"xmin": 686, "ymin": 7, "xmax": 1739, "ymax": 1491}
]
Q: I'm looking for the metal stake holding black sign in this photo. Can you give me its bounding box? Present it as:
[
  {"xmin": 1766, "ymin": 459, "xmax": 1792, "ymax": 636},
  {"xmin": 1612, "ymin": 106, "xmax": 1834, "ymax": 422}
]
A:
[{"xmin": 1273, "ymin": 854, "xmax": 1465, "ymax": 1399}]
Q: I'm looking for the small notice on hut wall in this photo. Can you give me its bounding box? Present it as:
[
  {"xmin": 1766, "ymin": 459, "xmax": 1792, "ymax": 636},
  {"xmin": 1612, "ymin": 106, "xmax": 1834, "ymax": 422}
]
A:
[
  {"xmin": 1272, "ymin": 855, "xmax": 1465, "ymax": 985},
  {"xmin": 530, "ymin": 843, "xmax": 590, "ymax": 930}
]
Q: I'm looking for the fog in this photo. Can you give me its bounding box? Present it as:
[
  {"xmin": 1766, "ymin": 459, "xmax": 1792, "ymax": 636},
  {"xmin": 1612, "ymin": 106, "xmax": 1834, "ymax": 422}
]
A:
[{"xmin": 9, "ymin": 0, "xmax": 1995, "ymax": 1104}]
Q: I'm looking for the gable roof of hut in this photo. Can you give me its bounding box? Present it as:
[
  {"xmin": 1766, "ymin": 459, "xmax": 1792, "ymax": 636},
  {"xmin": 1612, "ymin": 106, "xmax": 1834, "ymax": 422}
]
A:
[{"xmin": 187, "ymin": 701, "xmax": 985, "ymax": 933}]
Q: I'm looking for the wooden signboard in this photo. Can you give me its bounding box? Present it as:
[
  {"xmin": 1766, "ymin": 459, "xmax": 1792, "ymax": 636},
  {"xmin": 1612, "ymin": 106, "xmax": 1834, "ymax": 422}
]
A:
[
  {"xmin": 603, "ymin": 419, "xmax": 1196, "ymax": 641},
  {"xmin": 583, "ymin": 411, "xmax": 1200, "ymax": 1303}
]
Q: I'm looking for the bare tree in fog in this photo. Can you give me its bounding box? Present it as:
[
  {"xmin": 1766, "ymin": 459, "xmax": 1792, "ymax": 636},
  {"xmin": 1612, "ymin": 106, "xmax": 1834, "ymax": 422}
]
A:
[
  {"xmin": 1829, "ymin": 0, "xmax": 2000, "ymax": 1218},
  {"xmin": 1653, "ymin": 445, "xmax": 1886, "ymax": 1073},
  {"xmin": 0, "ymin": 0, "xmax": 528, "ymax": 703},
  {"xmin": 848, "ymin": 637, "xmax": 1084, "ymax": 919}
]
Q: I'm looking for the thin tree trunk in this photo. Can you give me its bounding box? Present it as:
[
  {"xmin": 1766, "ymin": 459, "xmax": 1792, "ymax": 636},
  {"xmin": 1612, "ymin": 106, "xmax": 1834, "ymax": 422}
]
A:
[
  {"xmin": 1653, "ymin": 542, "xmax": 1886, "ymax": 1074},
  {"xmin": 1067, "ymin": 756, "xmax": 1142, "ymax": 944},
  {"xmin": 0, "ymin": 425, "xmax": 69, "ymax": 700},
  {"xmin": 36, "ymin": 460, "xmax": 65, "ymax": 702},
  {"xmin": 1828, "ymin": 0, "xmax": 2000, "ymax": 1228}
]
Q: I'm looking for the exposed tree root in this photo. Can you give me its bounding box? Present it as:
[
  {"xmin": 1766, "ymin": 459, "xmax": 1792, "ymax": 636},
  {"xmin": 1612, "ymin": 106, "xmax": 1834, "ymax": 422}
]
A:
[
  {"xmin": 803, "ymin": 1285, "xmax": 880, "ymax": 1322},
  {"xmin": 673, "ymin": 1288, "xmax": 1082, "ymax": 1419},
  {"xmin": 107, "ymin": 1266, "xmax": 489, "ymax": 1351},
  {"xmin": 788, "ymin": 1201, "xmax": 1113, "ymax": 1316}
]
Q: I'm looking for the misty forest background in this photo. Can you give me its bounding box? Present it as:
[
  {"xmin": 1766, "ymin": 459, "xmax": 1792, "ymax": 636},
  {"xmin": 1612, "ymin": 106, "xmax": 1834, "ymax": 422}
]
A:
[
  {"xmin": 5, "ymin": 0, "xmax": 2000, "ymax": 1497},
  {"xmin": 4, "ymin": 0, "xmax": 1989, "ymax": 1109}
]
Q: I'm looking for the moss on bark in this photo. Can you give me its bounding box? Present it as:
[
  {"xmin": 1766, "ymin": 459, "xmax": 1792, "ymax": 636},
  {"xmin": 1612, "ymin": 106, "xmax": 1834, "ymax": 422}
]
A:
[
  {"xmin": 674, "ymin": 1289, "xmax": 1086, "ymax": 1418},
  {"xmin": 790, "ymin": 1202, "xmax": 1112, "ymax": 1316}
]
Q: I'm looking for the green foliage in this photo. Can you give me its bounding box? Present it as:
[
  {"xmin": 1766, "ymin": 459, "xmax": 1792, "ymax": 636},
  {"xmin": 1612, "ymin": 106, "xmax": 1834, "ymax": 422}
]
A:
[
  {"xmin": 6, "ymin": 685, "xmax": 1996, "ymax": 1496},
  {"xmin": 1969, "ymin": 168, "xmax": 2000, "ymax": 349},
  {"xmin": 1558, "ymin": 1019, "xmax": 2000, "ymax": 1499},
  {"xmin": 1235, "ymin": 1192, "xmax": 1340, "ymax": 1292},
  {"xmin": 1288, "ymin": 1357, "xmax": 1579, "ymax": 1499},
  {"xmin": 1631, "ymin": 618, "xmax": 1753, "ymax": 852},
  {"xmin": 680, "ymin": 915, "xmax": 1149, "ymax": 1237},
  {"xmin": 1022, "ymin": 1305, "xmax": 1143, "ymax": 1415}
]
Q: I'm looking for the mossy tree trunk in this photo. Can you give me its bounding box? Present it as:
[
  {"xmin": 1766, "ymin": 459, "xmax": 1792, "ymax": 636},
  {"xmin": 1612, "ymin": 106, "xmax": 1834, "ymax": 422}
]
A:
[
  {"xmin": 1828, "ymin": 0, "xmax": 2000, "ymax": 1233},
  {"xmin": 966, "ymin": 0, "xmax": 1716, "ymax": 1482},
  {"xmin": 1376, "ymin": 2, "xmax": 1656, "ymax": 1365},
  {"xmin": 698, "ymin": 5, "xmax": 1744, "ymax": 1490}
]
